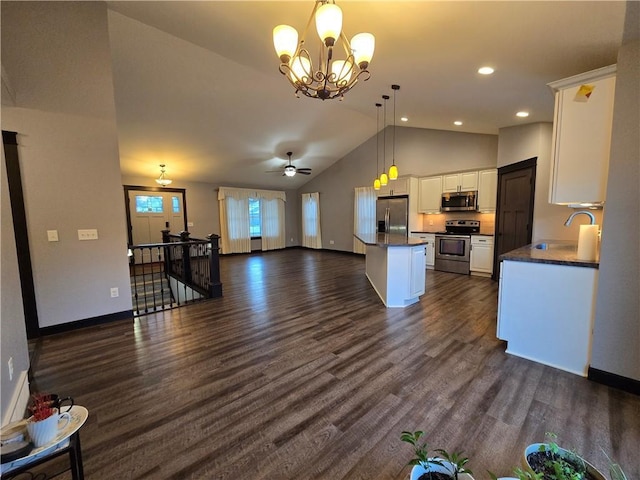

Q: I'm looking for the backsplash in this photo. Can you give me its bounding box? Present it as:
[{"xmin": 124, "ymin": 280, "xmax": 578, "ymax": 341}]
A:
[{"xmin": 419, "ymin": 212, "xmax": 495, "ymax": 235}]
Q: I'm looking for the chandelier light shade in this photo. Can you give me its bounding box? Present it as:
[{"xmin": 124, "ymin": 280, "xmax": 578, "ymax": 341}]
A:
[
  {"xmin": 373, "ymin": 102, "xmax": 382, "ymax": 190},
  {"xmin": 155, "ymin": 164, "xmax": 172, "ymax": 187},
  {"xmin": 273, "ymin": 0, "xmax": 375, "ymax": 100},
  {"xmin": 389, "ymin": 84, "xmax": 400, "ymax": 180}
]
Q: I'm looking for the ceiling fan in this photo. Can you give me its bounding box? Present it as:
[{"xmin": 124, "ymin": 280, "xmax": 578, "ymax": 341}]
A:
[{"xmin": 268, "ymin": 151, "xmax": 312, "ymax": 177}]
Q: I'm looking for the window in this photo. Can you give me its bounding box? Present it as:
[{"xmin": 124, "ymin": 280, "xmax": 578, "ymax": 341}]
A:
[
  {"xmin": 249, "ymin": 198, "xmax": 261, "ymax": 237},
  {"xmin": 172, "ymin": 196, "xmax": 180, "ymax": 213},
  {"xmin": 135, "ymin": 195, "xmax": 164, "ymax": 213}
]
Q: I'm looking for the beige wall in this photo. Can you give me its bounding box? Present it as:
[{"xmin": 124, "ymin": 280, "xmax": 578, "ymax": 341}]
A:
[{"xmin": 592, "ymin": 1, "xmax": 640, "ymax": 381}]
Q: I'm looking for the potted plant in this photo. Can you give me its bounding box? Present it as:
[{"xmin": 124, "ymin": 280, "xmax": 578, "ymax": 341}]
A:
[
  {"xmin": 523, "ymin": 433, "xmax": 606, "ymax": 480},
  {"xmin": 400, "ymin": 430, "xmax": 474, "ymax": 480},
  {"xmin": 26, "ymin": 393, "xmax": 71, "ymax": 448}
]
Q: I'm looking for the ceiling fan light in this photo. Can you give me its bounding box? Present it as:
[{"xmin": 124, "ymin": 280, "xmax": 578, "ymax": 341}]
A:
[
  {"xmin": 351, "ymin": 32, "xmax": 375, "ymax": 69},
  {"xmin": 284, "ymin": 165, "xmax": 296, "ymax": 177},
  {"xmin": 380, "ymin": 172, "xmax": 388, "ymax": 186},
  {"xmin": 315, "ymin": 3, "xmax": 342, "ymax": 47},
  {"xmin": 273, "ymin": 25, "xmax": 299, "ymax": 63},
  {"xmin": 389, "ymin": 164, "xmax": 398, "ymax": 180},
  {"xmin": 373, "ymin": 178, "xmax": 381, "ymax": 190}
]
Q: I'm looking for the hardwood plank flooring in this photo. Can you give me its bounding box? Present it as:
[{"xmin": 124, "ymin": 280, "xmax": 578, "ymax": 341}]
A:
[{"xmin": 30, "ymin": 249, "xmax": 639, "ymax": 479}]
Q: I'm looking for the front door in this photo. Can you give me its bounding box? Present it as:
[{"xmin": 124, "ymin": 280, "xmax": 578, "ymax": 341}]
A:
[
  {"xmin": 493, "ymin": 158, "xmax": 537, "ymax": 280},
  {"xmin": 127, "ymin": 189, "xmax": 186, "ymax": 263}
]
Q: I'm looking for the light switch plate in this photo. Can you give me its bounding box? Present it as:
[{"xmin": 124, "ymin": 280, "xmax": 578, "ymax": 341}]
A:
[{"xmin": 47, "ymin": 230, "xmax": 59, "ymax": 242}]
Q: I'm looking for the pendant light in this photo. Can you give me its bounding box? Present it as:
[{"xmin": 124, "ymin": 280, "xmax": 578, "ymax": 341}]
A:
[
  {"xmin": 373, "ymin": 102, "xmax": 382, "ymax": 190},
  {"xmin": 379, "ymin": 94, "xmax": 389, "ymax": 186},
  {"xmin": 155, "ymin": 164, "xmax": 172, "ymax": 187},
  {"xmin": 389, "ymin": 84, "xmax": 400, "ymax": 180}
]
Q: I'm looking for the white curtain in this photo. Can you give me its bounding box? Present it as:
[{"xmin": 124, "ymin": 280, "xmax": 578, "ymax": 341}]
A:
[
  {"xmin": 353, "ymin": 186, "xmax": 377, "ymax": 254},
  {"xmin": 219, "ymin": 196, "xmax": 251, "ymax": 254},
  {"xmin": 261, "ymin": 198, "xmax": 286, "ymax": 251},
  {"xmin": 218, "ymin": 187, "xmax": 286, "ymax": 254},
  {"xmin": 302, "ymin": 192, "xmax": 322, "ymax": 249}
]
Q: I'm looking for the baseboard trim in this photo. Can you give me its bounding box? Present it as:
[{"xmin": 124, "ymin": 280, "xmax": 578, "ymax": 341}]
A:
[
  {"xmin": 39, "ymin": 310, "xmax": 133, "ymax": 336},
  {"xmin": 588, "ymin": 367, "xmax": 640, "ymax": 396},
  {"xmin": 2, "ymin": 370, "xmax": 30, "ymax": 426}
]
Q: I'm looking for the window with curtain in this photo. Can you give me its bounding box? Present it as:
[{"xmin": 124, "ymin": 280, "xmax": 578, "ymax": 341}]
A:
[
  {"xmin": 218, "ymin": 187, "xmax": 286, "ymax": 254},
  {"xmin": 302, "ymin": 192, "xmax": 322, "ymax": 249},
  {"xmin": 353, "ymin": 186, "xmax": 376, "ymax": 254}
]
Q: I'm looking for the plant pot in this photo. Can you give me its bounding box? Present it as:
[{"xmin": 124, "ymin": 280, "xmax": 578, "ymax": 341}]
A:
[
  {"xmin": 523, "ymin": 443, "xmax": 606, "ymax": 480},
  {"xmin": 410, "ymin": 458, "xmax": 475, "ymax": 480},
  {"xmin": 26, "ymin": 409, "xmax": 71, "ymax": 448}
]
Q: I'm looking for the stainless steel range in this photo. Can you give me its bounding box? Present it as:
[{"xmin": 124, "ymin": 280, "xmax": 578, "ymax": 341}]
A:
[{"xmin": 434, "ymin": 220, "xmax": 480, "ymax": 275}]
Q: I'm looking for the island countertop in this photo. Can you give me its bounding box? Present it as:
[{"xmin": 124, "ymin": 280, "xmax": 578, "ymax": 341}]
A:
[
  {"xmin": 500, "ymin": 240, "xmax": 599, "ymax": 269},
  {"xmin": 354, "ymin": 233, "xmax": 429, "ymax": 247}
]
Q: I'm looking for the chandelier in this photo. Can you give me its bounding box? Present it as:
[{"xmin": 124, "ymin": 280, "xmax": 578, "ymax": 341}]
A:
[
  {"xmin": 155, "ymin": 164, "xmax": 172, "ymax": 187},
  {"xmin": 273, "ymin": 1, "xmax": 375, "ymax": 100}
]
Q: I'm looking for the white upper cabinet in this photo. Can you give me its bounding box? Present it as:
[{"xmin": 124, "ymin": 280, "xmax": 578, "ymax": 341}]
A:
[
  {"xmin": 477, "ymin": 169, "xmax": 497, "ymax": 213},
  {"xmin": 418, "ymin": 176, "xmax": 442, "ymax": 213},
  {"xmin": 442, "ymin": 171, "xmax": 478, "ymax": 193},
  {"xmin": 377, "ymin": 176, "xmax": 408, "ymax": 197},
  {"xmin": 548, "ymin": 65, "xmax": 616, "ymax": 206}
]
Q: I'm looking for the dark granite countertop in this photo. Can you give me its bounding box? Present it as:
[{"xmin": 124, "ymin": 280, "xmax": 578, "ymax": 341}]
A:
[
  {"xmin": 354, "ymin": 233, "xmax": 428, "ymax": 247},
  {"xmin": 500, "ymin": 240, "xmax": 599, "ymax": 269}
]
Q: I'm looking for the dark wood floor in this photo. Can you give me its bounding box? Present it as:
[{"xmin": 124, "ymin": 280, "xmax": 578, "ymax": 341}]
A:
[{"xmin": 31, "ymin": 249, "xmax": 639, "ymax": 479}]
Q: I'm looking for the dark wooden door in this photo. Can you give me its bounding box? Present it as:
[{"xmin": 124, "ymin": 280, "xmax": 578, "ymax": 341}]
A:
[{"xmin": 493, "ymin": 157, "xmax": 537, "ymax": 280}]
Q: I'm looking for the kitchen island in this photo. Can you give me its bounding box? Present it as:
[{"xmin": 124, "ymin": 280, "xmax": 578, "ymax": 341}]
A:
[
  {"xmin": 497, "ymin": 240, "xmax": 599, "ymax": 376},
  {"xmin": 354, "ymin": 233, "xmax": 428, "ymax": 308}
]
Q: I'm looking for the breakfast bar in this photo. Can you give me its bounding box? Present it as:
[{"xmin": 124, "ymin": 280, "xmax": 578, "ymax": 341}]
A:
[{"xmin": 354, "ymin": 233, "xmax": 428, "ymax": 308}]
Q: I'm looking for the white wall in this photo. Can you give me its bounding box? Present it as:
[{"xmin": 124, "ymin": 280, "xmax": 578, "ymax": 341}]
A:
[
  {"xmin": 299, "ymin": 126, "xmax": 498, "ymax": 252},
  {"xmin": 592, "ymin": 1, "xmax": 640, "ymax": 381},
  {"xmin": 1, "ymin": 144, "xmax": 30, "ymax": 424},
  {"xmin": 496, "ymin": 122, "xmax": 603, "ymax": 242},
  {"xmin": 1, "ymin": 3, "xmax": 132, "ymax": 328}
]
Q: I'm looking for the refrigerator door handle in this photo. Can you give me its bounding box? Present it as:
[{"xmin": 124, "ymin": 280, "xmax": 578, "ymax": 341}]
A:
[{"xmin": 385, "ymin": 207, "xmax": 390, "ymax": 233}]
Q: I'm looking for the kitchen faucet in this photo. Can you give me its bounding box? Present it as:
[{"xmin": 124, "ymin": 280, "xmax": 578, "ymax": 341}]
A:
[{"xmin": 564, "ymin": 210, "xmax": 596, "ymax": 226}]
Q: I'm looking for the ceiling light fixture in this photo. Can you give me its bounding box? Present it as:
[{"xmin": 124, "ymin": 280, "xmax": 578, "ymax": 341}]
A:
[
  {"xmin": 388, "ymin": 84, "xmax": 400, "ymax": 181},
  {"xmin": 454, "ymin": 120, "xmax": 463, "ymax": 126},
  {"xmin": 155, "ymin": 164, "xmax": 172, "ymax": 187},
  {"xmin": 373, "ymin": 102, "xmax": 382, "ymax": 190},
  {"xmin": 273, "ymin": 1, "xmax": 375, "ymax": 101},
  {"xmin": 478, "ymin": 66, "xmax": 494, "ymax": 75},
  {"xmin": 516, "ymin": 111, "xmax": 530, "ymax": 118},
  {"xmin": 379, "ymin": 94, "xmax": 389, "ymax": 186}
]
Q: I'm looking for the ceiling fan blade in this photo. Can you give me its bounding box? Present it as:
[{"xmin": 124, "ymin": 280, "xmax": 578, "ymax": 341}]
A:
[
  {"xmin": 297, "ymin": 168, "xmax": 312, "ymax": 173},
  {"xmin": 297, "ymin": 170, "xmax": 312, "ymax": 175}
]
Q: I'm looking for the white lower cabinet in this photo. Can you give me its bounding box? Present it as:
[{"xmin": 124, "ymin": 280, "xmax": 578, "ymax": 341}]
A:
[
  {"xmin": 470, "ymin": 235, "xmax": 494, "ymax": 275},
  {"xmin": 410, "ymin": 233, "xmax": 435, "ymax": 269}
]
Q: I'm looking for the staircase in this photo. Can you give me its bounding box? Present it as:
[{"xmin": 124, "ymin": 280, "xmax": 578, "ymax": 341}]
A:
[{"xmin": 130, "ymin": 268, "xmax": 175, "ymax": 315}]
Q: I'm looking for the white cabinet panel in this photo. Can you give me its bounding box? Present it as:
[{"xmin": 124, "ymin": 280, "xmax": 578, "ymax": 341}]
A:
[
  {"xmin": 470, "ymin": 235, "xmax": 494, "ymax": 274},
  {"xmin": 377, "ymin": 177, "xmax": 408, "ymax": 197},
  {"xmin": 418, "ymin": 176, "xmax": 442, "ymax": 213},
  {"xmin": 410, "ymin": 233, "xmax": 435, "ymax": 269},
  {"xmin": 477, "ymin": 169, "xmax": 497, "ymax": 213},
  {"xmin": 548, "ymin": 65, "xmax": 616, "ymax": 205},
  {"xmin": 442, "ymin": 171, "xmax": 478, "ymax": 193},
  {"xmin": 409, "ymin": 245, "xmax": 426, "ymax": 298}
]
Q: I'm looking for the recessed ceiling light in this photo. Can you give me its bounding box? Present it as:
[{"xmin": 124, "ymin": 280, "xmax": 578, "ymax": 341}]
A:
[
  {"xmin": 400, "ymin": 117, "xmax": 408, "ymax": 122},
  {"xmin": 454, "ymin": 121, "xmax": 463, "ymax": 126},
  {"xmin": 478, "ymin": 66, "xmax": 494, "ymax": 75},
  {"xmin": 516, "ymin": 111, "xmax": 530, "ymax": 118}
]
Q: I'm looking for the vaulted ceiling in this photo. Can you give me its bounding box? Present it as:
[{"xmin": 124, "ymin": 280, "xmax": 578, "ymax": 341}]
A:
[{"xmin": 4, "ymin": 1, "xmax": 629, "ymax": 189}]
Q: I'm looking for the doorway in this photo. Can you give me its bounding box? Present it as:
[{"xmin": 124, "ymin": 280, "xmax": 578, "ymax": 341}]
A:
[
  {"xmin": 493, "ymin": 157, "xmax": 537, "ymax": 280},
  {"xmin": 124, "ymin": 186, "xmax": 188, "ymax": 262}
]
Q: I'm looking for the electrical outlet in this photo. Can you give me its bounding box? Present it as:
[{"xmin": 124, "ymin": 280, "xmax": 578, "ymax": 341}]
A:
[
  {"xmin": 47, "ymin": 230, "xmax": 59, "ymax": 242},
  {"xmin": 330, "ymin": 240, "xmax": 335, "ymax": 245},
  {"xmin": 290, "ymin": 237, "xmax": 294, "ymax": 242},
  {"xmin": 429, "ymin": 220, "xmax": 434, "ymax": 226},
  {"xmin": 110, "ymin": 287, "xmax": 119, "ymax": 298},
  {"xmin": 187, "ymin": 222, "xmax": 194, "ymax": 227},
  {"xmin": 78, "ymin": 229, "xmax": 98, "ymax": 240},
  {"xmin": 8, "ymin": 357, "xmax": 14, "ymax": 382}
]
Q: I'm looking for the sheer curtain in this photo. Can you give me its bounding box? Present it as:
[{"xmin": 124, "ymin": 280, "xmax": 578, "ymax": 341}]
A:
[
  {"xmin": 302, "ymin": 192, "xmax": 322, "ymax": 249},
  {"xmin": 261, "ymin": 197, "xmax": 286, "ymax": 251},
  {"xmin": 353, "ymin": 186, "xmax": 377, "ymax": 254},
  {"xmin": 219, "ymin": 195, "xmax": 251, "ymax": 254}
]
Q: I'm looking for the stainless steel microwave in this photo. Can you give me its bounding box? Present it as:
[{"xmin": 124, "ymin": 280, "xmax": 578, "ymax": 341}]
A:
[{"xmin": 441, "ymin": 191, "xmax": 477, "ymax": 211}]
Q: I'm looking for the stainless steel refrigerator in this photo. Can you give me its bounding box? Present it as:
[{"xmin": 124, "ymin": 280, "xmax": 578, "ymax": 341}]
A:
[{"xmin": 376, "ymin": 195, "xmax": 409, "ymax": 235}]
